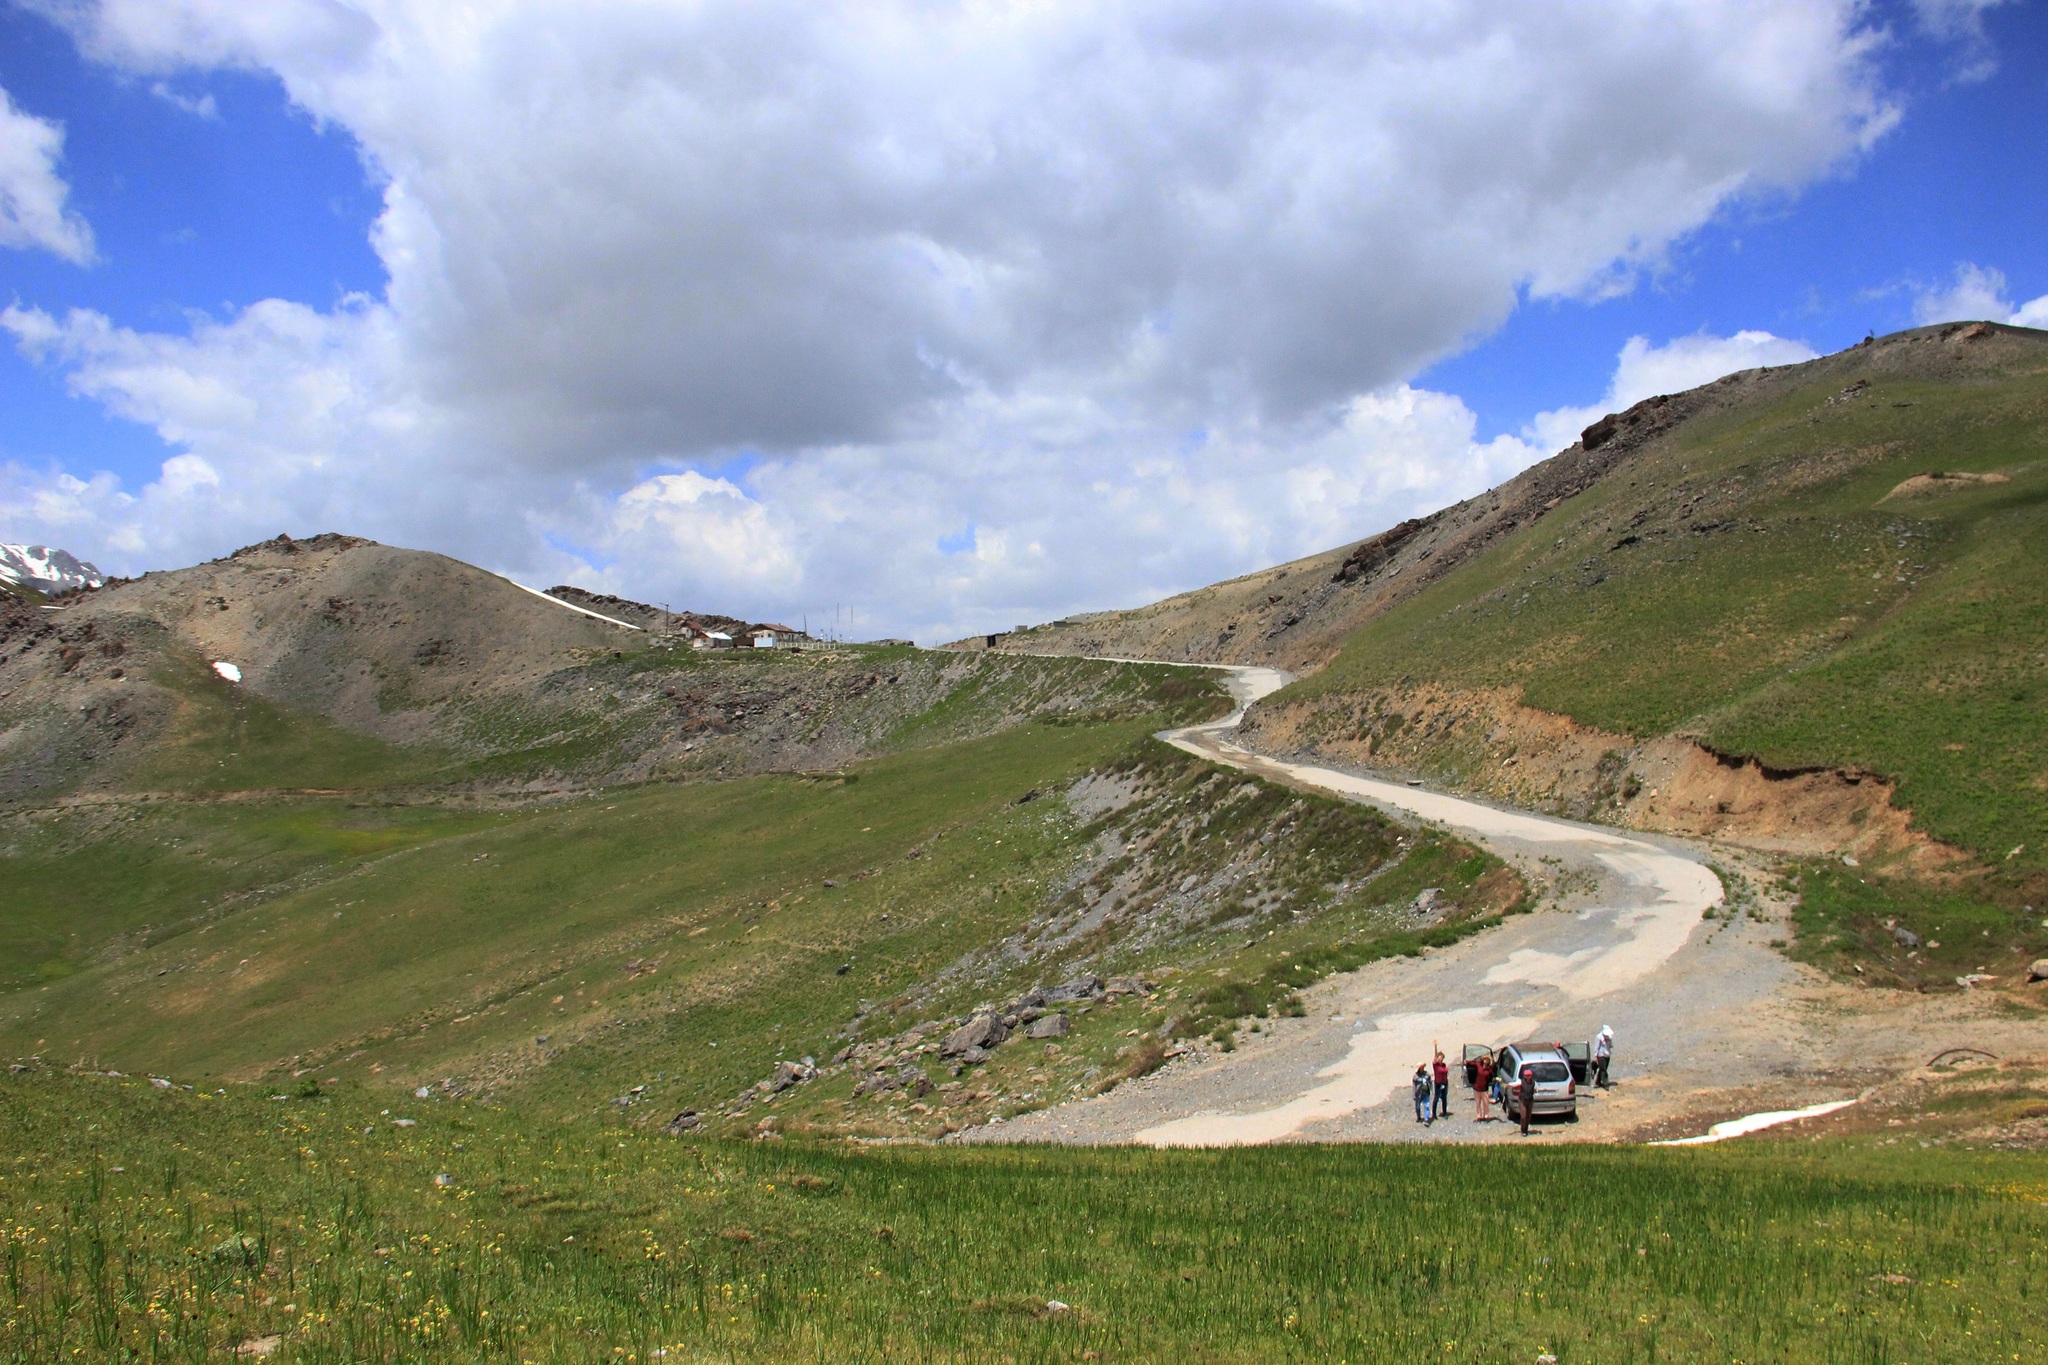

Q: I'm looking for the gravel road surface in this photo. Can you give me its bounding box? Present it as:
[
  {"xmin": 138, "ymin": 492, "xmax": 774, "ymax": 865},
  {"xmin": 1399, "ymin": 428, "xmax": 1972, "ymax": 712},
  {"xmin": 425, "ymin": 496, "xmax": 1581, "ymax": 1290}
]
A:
[{"xmin": 982, "ymin": 666, "xmax": 1851, "ymax": 1147}]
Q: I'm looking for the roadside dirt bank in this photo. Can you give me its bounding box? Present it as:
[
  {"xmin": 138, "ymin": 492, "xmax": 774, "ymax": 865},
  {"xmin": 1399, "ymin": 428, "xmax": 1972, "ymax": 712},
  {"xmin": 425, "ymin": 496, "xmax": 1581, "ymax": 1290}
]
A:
[{"xmin": 1240, "ymin": 682, "xmax": 1966, "ymax": 875}]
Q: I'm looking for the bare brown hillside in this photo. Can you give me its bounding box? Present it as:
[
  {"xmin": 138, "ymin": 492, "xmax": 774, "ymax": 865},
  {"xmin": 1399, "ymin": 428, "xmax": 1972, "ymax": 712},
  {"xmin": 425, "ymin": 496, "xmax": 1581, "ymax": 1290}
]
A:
[{"xmin": 0, "ymin": 533, "xmax": 1211, "ymax": 798}]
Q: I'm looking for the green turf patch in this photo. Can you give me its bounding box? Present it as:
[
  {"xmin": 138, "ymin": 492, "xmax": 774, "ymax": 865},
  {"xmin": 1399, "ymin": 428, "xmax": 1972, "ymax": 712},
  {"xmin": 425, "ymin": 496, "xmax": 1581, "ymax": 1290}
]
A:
[{"xmin": 1788, "ymin": 862, "xmax": 2048, "ymax": 990}]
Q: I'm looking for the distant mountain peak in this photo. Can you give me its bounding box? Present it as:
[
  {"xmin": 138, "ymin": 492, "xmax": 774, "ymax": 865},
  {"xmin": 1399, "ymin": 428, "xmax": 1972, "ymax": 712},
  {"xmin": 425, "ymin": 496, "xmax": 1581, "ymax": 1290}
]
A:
[{"xmin": 0, "ymin": 543, "xmax": 104, "ymax": 596}]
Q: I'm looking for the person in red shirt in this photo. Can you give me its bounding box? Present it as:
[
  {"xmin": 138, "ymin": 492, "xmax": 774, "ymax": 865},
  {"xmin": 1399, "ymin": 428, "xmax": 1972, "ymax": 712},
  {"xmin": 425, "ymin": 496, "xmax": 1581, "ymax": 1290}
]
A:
[
  {"xmin": 1430, "ymin": 1050, "xmax": 1450, "ymax": 1126},
  {"xmin": 1473, "ymin": 1051, "xmax": 1496, "ymax": 1121}
]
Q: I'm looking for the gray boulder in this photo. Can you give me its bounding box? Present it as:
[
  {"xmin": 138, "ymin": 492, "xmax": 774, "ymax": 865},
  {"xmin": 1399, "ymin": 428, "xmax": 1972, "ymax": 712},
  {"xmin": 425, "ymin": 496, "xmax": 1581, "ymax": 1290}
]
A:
[
  {"xmin": 1104, "ymin": 975, "xmax": 1154, "ymax": 997},
  {"xmin": 1046, "ymin": 976, "xmax": 1105, "ymax": 1004},
  {"xmin": 662, "ymin": 1111, "xmax": 700, "ymax": 1135},
  {"xmin": 1026, "ymin": 1013, "xmax": 1069, "ymax": 1039},
  {"xmin": 768, "ymin": 1060, "xmax": 814, "ymax": 1093},
  {"xmin": 2028, "ymin": 959, "xmax": 2048, "ymax": 983},
  {"xmin": 941, "ymin": 1013, "xmax": 1010, "ymax": 1057},
  {"xmin": 1892, "ymin": 925, "xmax": 1921, "ymax": 949}
]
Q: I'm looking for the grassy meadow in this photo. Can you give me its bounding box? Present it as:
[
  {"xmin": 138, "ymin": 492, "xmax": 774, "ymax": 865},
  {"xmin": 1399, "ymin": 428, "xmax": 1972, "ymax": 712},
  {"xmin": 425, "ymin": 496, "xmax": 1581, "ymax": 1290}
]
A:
[{"xmin": 4, "ymin": 1069, "xmax": 2046, "ymax": 1363}]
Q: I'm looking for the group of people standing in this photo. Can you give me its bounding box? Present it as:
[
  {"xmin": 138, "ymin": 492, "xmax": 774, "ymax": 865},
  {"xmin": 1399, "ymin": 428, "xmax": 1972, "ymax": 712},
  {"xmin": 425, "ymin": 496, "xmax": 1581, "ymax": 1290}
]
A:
[{"xmin": 1409, "ymin": 1024, "xmax": 1616, "ymax": 1132}]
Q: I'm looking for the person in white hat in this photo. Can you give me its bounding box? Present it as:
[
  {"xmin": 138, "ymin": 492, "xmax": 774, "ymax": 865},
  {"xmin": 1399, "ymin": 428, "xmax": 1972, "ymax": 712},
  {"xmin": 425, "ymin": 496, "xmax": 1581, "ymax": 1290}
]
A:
[{"xmin": 1594, "ymin": 1025, "xmax": 1615, "ymax": 1088}]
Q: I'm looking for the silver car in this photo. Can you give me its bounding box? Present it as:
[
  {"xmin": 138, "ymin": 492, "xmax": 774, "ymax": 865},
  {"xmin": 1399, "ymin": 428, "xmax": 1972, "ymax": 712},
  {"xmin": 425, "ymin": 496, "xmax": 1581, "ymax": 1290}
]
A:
[{"xmin": 1494, "ymin": 1042, "xmax": 1578, "ymax": 1121}]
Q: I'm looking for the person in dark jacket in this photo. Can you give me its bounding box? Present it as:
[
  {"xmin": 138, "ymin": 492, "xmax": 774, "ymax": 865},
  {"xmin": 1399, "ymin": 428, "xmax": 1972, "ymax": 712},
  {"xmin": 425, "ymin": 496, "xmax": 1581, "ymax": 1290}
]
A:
[
  {"xmin": 1518, "ymin": 1064, "xmax": 1536, "ymax": 1136},
  {"xmin": 1412, "ymin": 1064, "xmax": 1433, "ymax": 1124}
]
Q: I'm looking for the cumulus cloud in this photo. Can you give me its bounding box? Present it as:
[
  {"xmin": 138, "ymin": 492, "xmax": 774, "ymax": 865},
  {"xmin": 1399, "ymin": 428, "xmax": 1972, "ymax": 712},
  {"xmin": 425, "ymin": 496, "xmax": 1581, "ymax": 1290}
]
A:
[
  {"xmin": 1913, "ymin": 262, "xmax": 2048, "ymax": 328},
  {"xmin": 0, "ymin": 85, "xmax": 94, "ymax": 262},
  {"xmin": 1524, "ymin": 329, "xmax": 1819, "ymax": 456},
  {"xmin": 6, "ymin": 1, "xmax": 1910, "ymax": 637}
]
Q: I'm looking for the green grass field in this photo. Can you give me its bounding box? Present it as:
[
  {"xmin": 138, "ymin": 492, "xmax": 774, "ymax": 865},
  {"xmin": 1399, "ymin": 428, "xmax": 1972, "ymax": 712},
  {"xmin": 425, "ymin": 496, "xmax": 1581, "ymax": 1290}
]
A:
[{"xmin": 4, "ymin": 1070, "xmax": 2044, "ymax": 1363}]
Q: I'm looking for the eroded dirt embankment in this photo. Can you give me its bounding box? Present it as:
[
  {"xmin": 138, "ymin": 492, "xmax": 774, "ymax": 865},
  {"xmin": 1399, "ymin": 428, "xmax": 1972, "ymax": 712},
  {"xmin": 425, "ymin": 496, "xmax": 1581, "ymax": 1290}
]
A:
[{"xmin": 1239, "ymin": 684, "xmax": 1965, "ymax": 873}]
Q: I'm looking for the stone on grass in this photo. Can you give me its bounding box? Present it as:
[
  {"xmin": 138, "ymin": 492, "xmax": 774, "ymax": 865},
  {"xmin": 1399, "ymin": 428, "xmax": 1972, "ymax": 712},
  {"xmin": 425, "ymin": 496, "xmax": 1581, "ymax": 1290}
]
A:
[
  {"xmin": 2028, "ymin": 959, "xmax": 2048, "ymax": 983},
  {"xmin": 941, "ymin": 1013, "xmax": 1009, "ymax": 1057},
  {"xmin": 1026, "ymin": 1013, "xmax": 1070, "ymax": 1039},
  {"xmin": 1046, "ymin": 976, "xmax": 1105, "ymax": 1004}
]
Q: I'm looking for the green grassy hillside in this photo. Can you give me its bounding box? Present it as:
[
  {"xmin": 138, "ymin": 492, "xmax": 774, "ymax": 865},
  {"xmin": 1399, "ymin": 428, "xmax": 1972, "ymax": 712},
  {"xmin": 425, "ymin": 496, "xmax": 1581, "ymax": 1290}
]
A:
[
  {"xmin": 1258, "ymin": 325, "xmax": 2048, "ymax": 973},
  {"xmin": 5, "ymin": 1070, "xmax": 2045, "ymax": 1363},
  {"xmin": 3, "ymin": 646, "xmax": 1520, "ymax": 1136}
]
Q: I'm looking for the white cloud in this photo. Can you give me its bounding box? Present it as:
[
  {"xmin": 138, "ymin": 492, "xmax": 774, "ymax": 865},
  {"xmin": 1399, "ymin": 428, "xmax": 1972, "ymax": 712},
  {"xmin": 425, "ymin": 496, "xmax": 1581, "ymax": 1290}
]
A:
[
  {"xmin": 1910, "ymin": 0, "xmax": 2009, "ymax": 80},
  {"xmin": 1913, "ymin": 262, "xmax": 2048, "ymax": 328},
  {"xmin": 6, "ymin": 2, "xmax": 1911, "ymax": 638},
  {"xmin": 1525, "ymin": 329, "xmax": 1819, "ymax": 455},
  {"xmin": 2011, "ymin": 295, "xmax": 2048, "ymax": 329},
  {"xmin": 148, "ymin": 81, "xmax": 219, "ymax": 119},
  {"xmin": 0, "ymin": 84, "xmax": 94, "ymax": 263}
]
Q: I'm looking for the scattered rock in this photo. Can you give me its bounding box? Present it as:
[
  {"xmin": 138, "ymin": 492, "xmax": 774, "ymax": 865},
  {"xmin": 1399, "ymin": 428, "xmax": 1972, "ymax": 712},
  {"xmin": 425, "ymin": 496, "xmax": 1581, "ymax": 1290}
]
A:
[
  {"xmin": 853, "ymin": 1071, "xmax": 902, "ymax": 1098},
  {"xmin": 755, "ymin": 1116, "xmax": 779, "ymax": 1134},
  {"xmin": 434, "ymin": 1173, "xmax": 455, "ymax": 1188},
  {"xmin": 1026, "ymin": 1013, "xmax": 1070, "ymax": 1040},
  {"xmin": 768, "ymin": 1060, "xmax": 815, "ymax": 1092},
  {"xmin": 662, "ymin": 1110, "xmax": 701, "ymax": 1135},
  {"xmin": 1045, "ymin": 976, "xmax": 1105, "ymax": 1004},
  {"xmin": 1955, "ymin": 974, "xmax": 1996, "ymax": 989},
  {"xmin": 233, "ymin": 1335, "xmax": 283, "ymax": 1358},
  {"xmin": 1891, "ymin": 925, "xmax": 1921, "ymax": 950},
  {"xmin": 1411, "ymin": 887, "xmax": 1442, "ymax": 915},
  {"xmin": 149, "ymin": 1075, "xmax": 173, "ymax": 1089},
  {"xmin": 1103, "ymin": 975, "xmax": 1154, "ymax": 997},
  {"xmin": 2029, "ymin": 959, "xmax": 2048, "ymax": 983},
  {"xmin": 941, "ymin": 1013, "xmax": 1010, "ymax": 1057},
  {"xmin": 414, "ymin": 1086, "xmax": 432, "ymax": 1099}
]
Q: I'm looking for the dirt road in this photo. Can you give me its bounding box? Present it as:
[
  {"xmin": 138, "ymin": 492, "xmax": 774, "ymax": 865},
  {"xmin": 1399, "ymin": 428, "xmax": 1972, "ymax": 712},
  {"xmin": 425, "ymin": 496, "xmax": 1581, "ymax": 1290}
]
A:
[{"xmin": 985, "ymin": 666, "xmax": 1868, "ymax": 1147}]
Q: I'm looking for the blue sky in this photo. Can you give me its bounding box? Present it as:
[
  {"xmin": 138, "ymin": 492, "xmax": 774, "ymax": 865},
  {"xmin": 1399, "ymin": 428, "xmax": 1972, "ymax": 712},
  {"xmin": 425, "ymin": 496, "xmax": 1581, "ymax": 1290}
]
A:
[
  {"xmin": 0, "ymin": 6, "xmax": 383, "ymax": 479},
  {"xmin": 1432, "ymin": 1, "xmax": 2048, "ymax": 430},
  {"xmin": 0, "ymin": 1, "xmax": 2040, "ymax": 639}
]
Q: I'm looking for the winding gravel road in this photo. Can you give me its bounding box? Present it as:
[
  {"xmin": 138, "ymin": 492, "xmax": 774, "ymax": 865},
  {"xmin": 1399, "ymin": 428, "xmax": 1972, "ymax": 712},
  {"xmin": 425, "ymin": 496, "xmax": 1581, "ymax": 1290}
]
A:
[{"xmin": 980, "ymin": 664, "xmax": 1842, "ymax": 1148}]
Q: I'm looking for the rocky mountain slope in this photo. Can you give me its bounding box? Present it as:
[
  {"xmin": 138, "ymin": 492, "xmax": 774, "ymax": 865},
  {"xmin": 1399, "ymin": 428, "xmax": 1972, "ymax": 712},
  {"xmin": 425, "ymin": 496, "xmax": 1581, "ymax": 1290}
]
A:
[{"xmin": 0, "ymin": 532, "xmax": 1210, "ymax": 798}]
